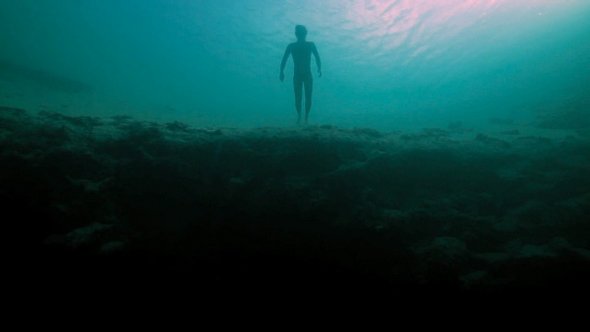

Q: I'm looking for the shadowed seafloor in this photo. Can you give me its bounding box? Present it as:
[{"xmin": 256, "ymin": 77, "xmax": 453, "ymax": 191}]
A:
[{"xmin": 2, "ymin": 106, "xmax": 589, "ymax": 300}]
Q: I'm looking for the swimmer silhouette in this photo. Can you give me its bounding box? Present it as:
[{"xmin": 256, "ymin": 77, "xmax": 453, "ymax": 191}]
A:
[{"xmin": 280, "ymin": 25, "xmax": 322, "ymax": 125}]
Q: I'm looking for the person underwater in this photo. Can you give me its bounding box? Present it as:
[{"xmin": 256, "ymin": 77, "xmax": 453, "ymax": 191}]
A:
[{"xmin": 280, "ymin": 25, "xmax": 322, "ymax": 125}]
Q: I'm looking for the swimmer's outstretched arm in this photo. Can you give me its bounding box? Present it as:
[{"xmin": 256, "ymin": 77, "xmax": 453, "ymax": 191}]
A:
[
  {"xmin": 280, "ymin": 44, "xmax": 292, "ymax": 82},
  {"xmin": 312, "ymin": 43, "xmax": 322, "ymax": 77}
]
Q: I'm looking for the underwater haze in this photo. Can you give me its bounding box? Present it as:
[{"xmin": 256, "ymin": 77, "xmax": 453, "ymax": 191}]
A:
[
  {"xmin": 1, "ymin": 0, "xmax": 589, "ymax": 129},
  {"xmin": 2, "ymin": 0, "xmax": 590, "ymax": 299}
]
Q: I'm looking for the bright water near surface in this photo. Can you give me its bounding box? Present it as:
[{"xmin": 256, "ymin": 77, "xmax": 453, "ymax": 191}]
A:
[{"xmin": 1, "ymin": 0, "xmax": 589, "ymax": 131}]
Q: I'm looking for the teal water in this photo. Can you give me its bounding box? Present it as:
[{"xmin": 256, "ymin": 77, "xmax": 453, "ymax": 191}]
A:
[
  {"xmin": 2, "ymin": 1, "xmax": 590, "ymax": 295},
  {"xmin": 1, "ymin": 0, "xmax": 589, "ymax": 129}
]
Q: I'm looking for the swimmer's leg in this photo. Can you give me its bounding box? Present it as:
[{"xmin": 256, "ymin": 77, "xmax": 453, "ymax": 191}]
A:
[
  {"xmin": 304, "ymin": 77, "xmax": 313, "ymax": 125},
  {"xmin": 293, "ymin": 76, "xmax": 303, "ymax": 125}
]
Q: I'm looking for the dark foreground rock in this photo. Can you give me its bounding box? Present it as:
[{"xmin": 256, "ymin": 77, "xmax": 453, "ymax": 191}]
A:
[{"xmin": 2, "ymin": 107, "xmax": 589, "ymax": 299}]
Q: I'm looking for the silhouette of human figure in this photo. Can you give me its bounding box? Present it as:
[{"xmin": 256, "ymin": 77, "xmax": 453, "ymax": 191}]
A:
[{"xmin": 280, "ymin": 25, "xmax": 322, "ymax": 125}]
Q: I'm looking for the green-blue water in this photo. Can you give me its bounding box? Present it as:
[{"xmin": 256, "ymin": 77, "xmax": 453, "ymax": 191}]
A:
[
  {"xmin": 1, "ymin": 0, "xmax": 589, "ymax": 130},
  {"xmin": 2, "ymin": 0, "xmax": 590, "ymax": 297}
]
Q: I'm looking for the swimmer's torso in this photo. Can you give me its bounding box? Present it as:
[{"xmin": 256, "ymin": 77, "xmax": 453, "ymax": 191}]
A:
[{"xmin": 290, "ymin": 41, "xmax": 314, "ymax": 76}]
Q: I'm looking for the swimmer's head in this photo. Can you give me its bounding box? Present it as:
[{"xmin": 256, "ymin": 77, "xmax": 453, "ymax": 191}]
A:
[{"xmin": 295, "ymin": 25, "xmax": 307, "ymax": 41}]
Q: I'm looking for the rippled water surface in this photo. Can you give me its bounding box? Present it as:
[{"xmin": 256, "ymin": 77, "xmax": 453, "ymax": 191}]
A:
[{"xmin": 1, "ymin": 0, "xmax": 589, "ymax": 130}]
